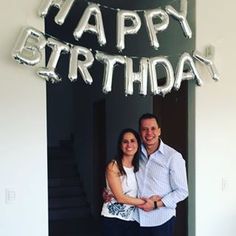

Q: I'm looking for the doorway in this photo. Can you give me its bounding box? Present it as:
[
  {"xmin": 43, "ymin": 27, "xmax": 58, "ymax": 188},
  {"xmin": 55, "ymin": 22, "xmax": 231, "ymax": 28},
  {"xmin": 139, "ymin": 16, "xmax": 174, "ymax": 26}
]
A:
[
  {"xmin": 153, "ymin": 82, "xmax": 188, "ymax": 236},
  {"xmin": 45, "ymin": 1, "xmax": 193, "ymax": 235}
]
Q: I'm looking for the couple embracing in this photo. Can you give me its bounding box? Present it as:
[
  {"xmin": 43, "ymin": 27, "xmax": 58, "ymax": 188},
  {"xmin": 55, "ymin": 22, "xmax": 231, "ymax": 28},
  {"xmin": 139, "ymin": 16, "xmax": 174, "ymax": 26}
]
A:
[{"xmin": 101, "ymin": 113, "xmax": 188, "ymax": 236}]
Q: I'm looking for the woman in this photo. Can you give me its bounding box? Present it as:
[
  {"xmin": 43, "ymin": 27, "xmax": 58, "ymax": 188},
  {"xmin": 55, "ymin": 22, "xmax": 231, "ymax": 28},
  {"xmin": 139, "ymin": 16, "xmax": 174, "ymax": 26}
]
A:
[{"xmin": 101, "ymin": 128, "xmax": 145, "ymax": 236}]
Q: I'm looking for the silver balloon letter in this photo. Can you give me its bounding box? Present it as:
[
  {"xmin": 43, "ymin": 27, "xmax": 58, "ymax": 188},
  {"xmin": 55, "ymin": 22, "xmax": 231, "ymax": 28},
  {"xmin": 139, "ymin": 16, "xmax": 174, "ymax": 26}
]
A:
[
  {"xmin": 165, "ymin": 0, "xmax": 192, "ymax": 38},
  {"xmin": 149, "ymin": 56, "xmax": 174, "ymax": 96},
  {"xmin": 144, "ymin": 9, "xmax": 169, "ymax": 50},
  {"xmin": 117, "ymin": 10, "xmax": 141, "ymax": 51},
  {"xmin": 95, "ymin": 52, "xmax": 125, "ymax": 93},
  {"xmin": 37, "ymin": 38, "xmax": 69, "ymax": 83},
  {"xmin": 12, "ymin": 27, "xmax": 46, "ymax": 66},
  {"xmin": 174, "ymin": 52, "xmax": 203, "ymax": 90},
  {"xmin": 193, "ymin": 50, "xmax": 220, "ymax": 81},
  {"xmin": 69, "ymin": 46, "xmax": 94, "ymax": 84},
  {"xmin": 73, "ymin": 3, "xmax": 106, "ymax": 46},
  {"xmin": 38, "ymin": 0, "xmax": 75, "ymax": 25},
  {"xmin": 124, "ymin": 57, "xmax": 149, "ymax": 96}
]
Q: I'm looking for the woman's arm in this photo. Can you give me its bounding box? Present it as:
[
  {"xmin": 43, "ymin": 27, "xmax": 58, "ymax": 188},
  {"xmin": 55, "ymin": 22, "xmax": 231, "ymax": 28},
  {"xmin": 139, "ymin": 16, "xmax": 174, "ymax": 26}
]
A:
[{"xmin": 106, "ymin": 161, "xmax": 145, "ymax": 206}]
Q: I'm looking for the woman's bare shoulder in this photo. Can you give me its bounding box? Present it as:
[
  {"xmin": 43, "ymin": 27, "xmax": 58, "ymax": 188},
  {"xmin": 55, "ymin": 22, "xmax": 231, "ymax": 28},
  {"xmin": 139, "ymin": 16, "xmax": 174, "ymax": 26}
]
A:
[{"xmin": 106, "ymin": 160, "xmax": 119, "ymax": 174}]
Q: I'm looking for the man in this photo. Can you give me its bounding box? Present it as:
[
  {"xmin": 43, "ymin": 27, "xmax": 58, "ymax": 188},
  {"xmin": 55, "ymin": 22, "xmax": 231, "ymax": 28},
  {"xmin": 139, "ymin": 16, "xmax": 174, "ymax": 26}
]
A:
[{"xmin": 134, "ymin": 113, "xmax": 188, "ymax": 236}]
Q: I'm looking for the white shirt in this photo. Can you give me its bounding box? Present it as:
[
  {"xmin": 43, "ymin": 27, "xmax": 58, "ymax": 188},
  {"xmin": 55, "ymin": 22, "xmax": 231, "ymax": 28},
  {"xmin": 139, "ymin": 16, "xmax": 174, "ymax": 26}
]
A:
[{"xmin": 134, "ymin": 140, "xmax": 188, "ymax": 226}]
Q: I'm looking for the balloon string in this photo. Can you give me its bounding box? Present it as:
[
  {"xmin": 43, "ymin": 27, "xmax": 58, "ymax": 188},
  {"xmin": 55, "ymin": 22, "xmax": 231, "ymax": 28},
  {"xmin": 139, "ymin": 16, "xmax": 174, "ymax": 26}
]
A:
[
  {"xmin": 43, "ymin": 30, "xmax": 184, "ymax": 60},
  {"xmin": 83, "ymin": 0, "xmax": 179, "ymax": 12}
]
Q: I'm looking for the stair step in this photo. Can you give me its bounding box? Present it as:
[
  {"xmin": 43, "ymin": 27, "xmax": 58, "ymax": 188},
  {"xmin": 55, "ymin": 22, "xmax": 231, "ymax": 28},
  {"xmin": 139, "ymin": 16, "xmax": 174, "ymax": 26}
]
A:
[
  {"xmin": 48, "ymin": 159, "xmax": 77, "ymax": 166},
  {"xmin": 48, "ymin": 147, "xmax": 74, "ymax": 160},
  {"xmin": 59, "ymin": 138, "xmax": 74, "ymax": 149},
  {"xmin": 49, "ymin": 186, "xmax": 84, "ymax": 198},
  {"xmin": 48, "ymin": 177, "xmax": 82, "ymax": 187},
  {"xmin": 49, "ymin": 217, "xmax": 101, "ymax": 236},
  {"xmin": 48, "ymin": 140, "xmax": 91, "ymax": 223},
  {"xmin": 49, "ymin": 196, "xmax": 88, "ymax": 208},
  {"xmin": 48, "ymin": 159, "xmax": 78, "ymax": 178},
  {"xmin": 49, "ymin": 207, "xmax": 91, "ymax": 220}
]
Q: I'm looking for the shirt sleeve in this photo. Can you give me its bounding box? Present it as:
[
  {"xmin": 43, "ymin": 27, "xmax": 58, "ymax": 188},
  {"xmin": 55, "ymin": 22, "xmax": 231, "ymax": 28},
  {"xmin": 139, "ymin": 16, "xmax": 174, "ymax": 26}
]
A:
[{"xmin": 161, "ymin": 152, "xmax": 189, "ymax": 209}]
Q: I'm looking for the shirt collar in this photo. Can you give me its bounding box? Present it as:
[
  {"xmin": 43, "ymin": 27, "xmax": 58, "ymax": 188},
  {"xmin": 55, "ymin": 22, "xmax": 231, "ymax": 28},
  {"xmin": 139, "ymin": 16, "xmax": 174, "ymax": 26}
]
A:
[
  {"xmin": 141, "ymin": 139, "xmax": 165, "ymax": 156},
  {"xmin": 158, "ymin": 139, "xmax": 165, "ymax": 154}
]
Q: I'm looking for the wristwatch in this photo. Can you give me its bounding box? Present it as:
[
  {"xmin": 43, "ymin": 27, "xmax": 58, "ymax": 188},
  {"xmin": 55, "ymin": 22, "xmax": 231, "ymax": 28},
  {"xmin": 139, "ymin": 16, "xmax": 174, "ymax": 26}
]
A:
[{"xmin": 154, "ymin": 201, "xmax": 158, "ymax": 209}]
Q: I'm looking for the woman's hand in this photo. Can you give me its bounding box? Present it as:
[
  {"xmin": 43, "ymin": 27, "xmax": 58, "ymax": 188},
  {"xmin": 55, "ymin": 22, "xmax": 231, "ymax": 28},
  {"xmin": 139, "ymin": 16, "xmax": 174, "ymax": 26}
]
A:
[
  {"xmin": 149, "ymin": 195, "xmax": 161, "ymax": 201},
  {"xmin": 137, "ymin": 198, "xmax": 154, "ymax": 211}
]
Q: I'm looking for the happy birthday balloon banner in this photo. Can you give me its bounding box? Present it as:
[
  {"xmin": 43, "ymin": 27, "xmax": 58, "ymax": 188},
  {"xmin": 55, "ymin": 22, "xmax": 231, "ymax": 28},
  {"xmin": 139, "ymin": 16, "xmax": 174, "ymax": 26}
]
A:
[{"xmin": 11, "ymin": 0, "xmax": 219, "ymax": 96}]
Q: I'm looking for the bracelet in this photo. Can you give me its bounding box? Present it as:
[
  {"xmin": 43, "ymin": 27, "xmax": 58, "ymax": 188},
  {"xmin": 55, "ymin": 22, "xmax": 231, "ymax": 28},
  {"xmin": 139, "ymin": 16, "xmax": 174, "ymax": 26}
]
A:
[{"xmin": 154, "ymin": 201, "xmax": 158, "ymax": 209}]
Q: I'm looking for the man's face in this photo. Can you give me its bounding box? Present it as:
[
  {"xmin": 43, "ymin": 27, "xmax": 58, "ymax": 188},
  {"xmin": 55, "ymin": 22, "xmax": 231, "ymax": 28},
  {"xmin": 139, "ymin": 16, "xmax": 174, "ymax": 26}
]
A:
[{"xmin": 140, "ymin": 118, "xmax": 161, "ymax": 148}]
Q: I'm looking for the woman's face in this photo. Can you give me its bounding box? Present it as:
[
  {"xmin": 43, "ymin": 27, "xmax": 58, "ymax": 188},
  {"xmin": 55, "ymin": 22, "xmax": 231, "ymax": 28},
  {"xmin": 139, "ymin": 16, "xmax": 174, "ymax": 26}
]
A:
[{"xmin": 121, "ymin": 132, "xmax": 138, "ymax": 157}]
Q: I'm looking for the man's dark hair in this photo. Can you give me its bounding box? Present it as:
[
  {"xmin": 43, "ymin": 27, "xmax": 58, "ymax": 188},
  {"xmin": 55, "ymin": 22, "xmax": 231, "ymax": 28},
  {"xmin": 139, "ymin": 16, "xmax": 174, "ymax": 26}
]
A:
[{"xmin": 138, "ymin": 113, "xmax": 160, "ymax": 131}]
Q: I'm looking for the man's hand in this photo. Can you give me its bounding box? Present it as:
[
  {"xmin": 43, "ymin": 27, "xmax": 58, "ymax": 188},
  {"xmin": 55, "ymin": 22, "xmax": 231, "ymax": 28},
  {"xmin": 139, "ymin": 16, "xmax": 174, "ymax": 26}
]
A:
[
  {"xmin": 137, "ymin": 195, "xmax": 163, "ymax": 211},
  {"xmin": 102, "ymin": 188, "xmax": 113, "ymax": 203},
  {"xmin": 137, "ymin": 198, "xmax": 154, "ymax": 211}
]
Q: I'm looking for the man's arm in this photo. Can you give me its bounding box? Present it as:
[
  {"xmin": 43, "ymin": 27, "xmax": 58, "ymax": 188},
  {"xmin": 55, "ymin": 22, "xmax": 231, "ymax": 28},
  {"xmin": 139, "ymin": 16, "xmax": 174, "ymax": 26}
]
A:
[
  {"xmin": 161, "ymin": 153, "xmax": 189, "ymax": 209},
  {"xmin": 138, "ymin": 153, "xmax": 188, "ymax": 211}
]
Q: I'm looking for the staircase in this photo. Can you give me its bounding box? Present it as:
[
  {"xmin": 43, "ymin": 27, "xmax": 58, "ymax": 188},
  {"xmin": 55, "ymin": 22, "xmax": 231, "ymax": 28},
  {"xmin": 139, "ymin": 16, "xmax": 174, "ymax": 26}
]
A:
[{"xmin": 48, "ymin": 138, "xmax": 100, "ymax": 236}]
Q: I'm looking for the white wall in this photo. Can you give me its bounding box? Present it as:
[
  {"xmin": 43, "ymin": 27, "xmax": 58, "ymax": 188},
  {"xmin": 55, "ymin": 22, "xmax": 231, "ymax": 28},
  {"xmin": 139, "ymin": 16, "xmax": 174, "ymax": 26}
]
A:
[
  {"xmin": 192, "ymin": 1, "xmax": 236, "ymax": 235},
  {"xmin": 0, "ymin": 1, "xmax": 48, "ymax": 236}
]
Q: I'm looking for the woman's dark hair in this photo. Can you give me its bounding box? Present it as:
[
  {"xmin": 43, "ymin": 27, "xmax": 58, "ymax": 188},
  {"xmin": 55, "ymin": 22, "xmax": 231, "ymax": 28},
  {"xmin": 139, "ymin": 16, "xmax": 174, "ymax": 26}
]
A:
[{"xmin": 115, "ymin": 128, "xmax": 141, "ymax": 175}]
